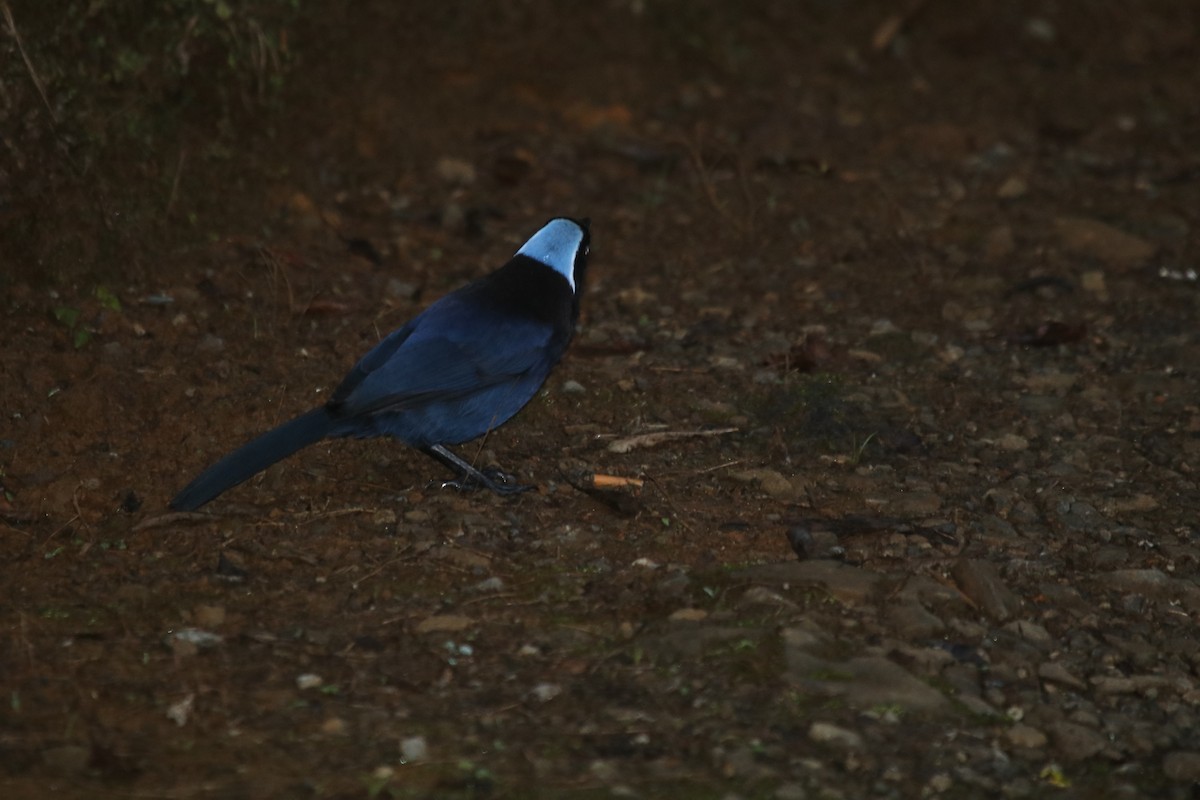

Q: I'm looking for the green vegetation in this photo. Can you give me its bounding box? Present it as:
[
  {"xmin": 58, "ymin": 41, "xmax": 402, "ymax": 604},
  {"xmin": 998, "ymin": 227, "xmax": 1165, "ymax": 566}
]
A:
[{"xmin": 1, "ymin": 0, "xmax": 297, "ymax": 282}]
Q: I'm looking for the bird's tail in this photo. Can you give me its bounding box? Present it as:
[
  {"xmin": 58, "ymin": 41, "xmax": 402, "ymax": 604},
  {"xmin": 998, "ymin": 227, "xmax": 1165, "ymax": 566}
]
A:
[{"xmin": 169, "ymin": 407, "xmax": 334, "ymax": 511}]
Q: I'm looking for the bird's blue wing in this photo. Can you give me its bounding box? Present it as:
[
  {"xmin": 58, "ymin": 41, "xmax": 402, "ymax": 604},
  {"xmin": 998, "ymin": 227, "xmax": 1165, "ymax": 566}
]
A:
[{"xmin": 333, "ymin": 310, "xmax": 555, "ymax": 417}]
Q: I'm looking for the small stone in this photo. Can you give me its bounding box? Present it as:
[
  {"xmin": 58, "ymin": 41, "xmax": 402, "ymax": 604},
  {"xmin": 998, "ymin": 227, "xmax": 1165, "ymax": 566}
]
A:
[
  {"xmin": 739, "ymin": 586, "xmax": 799, "ymax": 609},
  {"xmin": 951, "ymin": 559, "xmax": 1022, "ymax": 622},
  {"xmin": 193, "ymin": 605, "xmax": 225, "ymax": 628},
  {"xmin": 561, "ymin": 379, "xmax": 586, "ymax": 394},
  {"xmin": 386, "ymin": 278, "xmax": 418, "ymax": 300},
  {"xmin": 996, "ymin": 176, "xmax": 1028, "ymax": 199},
  {"xmin": 886, "ymin": 599, "xmax": 945, "ymax": 640},
  {"xmin": 435, "ymin": 157, "xmax": 476, "ymax": 184},
  {"xmin": 996, "ymin": 433, "xmax": 1029, "ymax": 451},
  {"xmin": 785, "ymin": 526, "xmax": 842, "ymax": 560},
  {"xmin": 1054, "ymin": 216, "xmax": 1155, "ymax": 271},
  {"xmin": 1004, "ymin": 619, "xmax": 1052, "ymax": 645},
  {"xmin": 1007, "ymin": 724, "xmax": 1048, "ymax": 749},
  {"xmin": 774, "ymin": 782, "xmax": 808, "ymax": 800},
  {"xmin": 166, "ymin": 628, "xmax": 223, "ymax": 652},
  {"xmin": 1080, "ymin": 270, "xmax": 1107, "ymax": 294},
  {"xmin": 808, "ymin": 722, "xmax": 863, "ymax": 750},
  {"xmin": 415, "ymin": 615, "xmax": 474, "ymax": 634},
  {"xmin": 732, "ymin": 468, "xmax": 799, "ymax": 501},
  {"xmin": 1048, "ymin": 721, "xmax": 1106, "ymax": 762},
  {"xmin": 321, "ymin": 717, "xmax": 348, "ymax": 735},
  {"xmin": 530, "ymin": 682, "xmax": 562, "ymax": 702},
  {"xmin": 1037, "ymin": 662, "xmax": 1086, "ymax": 690},
  {"xmin": 1101, "ymin": 569, "xmax": 1170, "ymax": 594},
  {"xmin": 166, "ymin": 693, "xmax": 194, "ymax": 726},
  {"xmin": 1163, "ymin": 751, "xmax": 1200, "ymax": 782},
  {"xmin": 400, "ymin": 735, "xmax": 429, "ymax": 763},
  {"xmin": 889, "ymin": 490, "xmax": 943, "ymax": 517},
  {"xmin": 734, "ymin": 561, "xmax": 883, "ymax": 606},
  {"xmin": 927, "ymin": 773, "xmax": 953, "ymax": 792},
  {"xmin": 471, "ymin": 576, "xmax": 505, "ymax": 593},
  {"xmin": 197, "ymin": 334, "xmax": 224, "ymax": 352},
  {"xmin": 373, "ymin": 509, "xmax": 397, "ymax": 526},
  {"xmin": 42, "ymin": 745, "xmax": 91, "ymax": 775},
  {"xmin": 1103, "ymin": 494, "xmax": 1159, "ymax": 513},
  {"xmin": 296, "ymin": 673, "xmax": 323, "ymax": 690},
  {"xmin": 984, "ymin": 225, "xmax": 1012, "ymax": 262}
]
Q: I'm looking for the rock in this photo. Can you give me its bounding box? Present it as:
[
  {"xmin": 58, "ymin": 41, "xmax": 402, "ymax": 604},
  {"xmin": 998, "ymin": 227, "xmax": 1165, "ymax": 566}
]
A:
[
  {"xmin": 296, "ymin": 673, "xmax": 323, "ymax": 690},
  {"xmin": 951, "ymin": 559, "xmax": 1022, "ymax": 622},
  {"xmin": 385, "ymin": 278, "xmax": 418, "ymax": 300},
  {"xmin": 1102, "ymin": 494, "xmax": 1159, "ymax": 513},
  {"xmin": 996, "ymin": 176, "xmax": 1028, "ymax": 199},
  {"xmin": 739, "ymin": 586, "xmax": 799, "ymax": 610},
  {"xmin": 42, "ymin": 745, "xmax": 91, "ymax": 775},
  {"xmin": 1037, "ymin": 661, "xmax": 1086, "ymax": 690},
  {"xmin": 995, "ymin": 433, "xmax": 1029, "ymax": 451},
  {"xmin": 1006, "ymin": 724, "xmax": 1048, "ymax": 749},
  {"xmin": 1004, "ymin": 619, "xmax": 1052, "ymax": 646},
  {"xmin": 808, "ymin": 722, "xmax": 864, "ymax": 750},
  {"xmin": 197, "ymin": 334, "xmax": 225, "ymax": 352},
  {"xmin": 785, "ymin": 526, "xmax": 842, "ymax": 560},
  {"xmin": 1101, "ymin": 568, "xmax": 1170, "ymax": 593},
  {"xmin": 1047, "ymin": 720, "xmax": 1107, "ymax": 762},
  {"xmin": 1080, "ymin": 270, "xmax": 1107, "ymax": 295},
  {"xmin": 193, "ymin": 604, "xmax": 225, "ymax": 627},
  {"xmin": 400, "ymin": 735, "xmax": 430, "ymax": 763},
  {"xmin": 321, "ymin": 717, "xmax": 348, "ymax": 736},
  {"xmin": 1163, "ymin": 751, "xmax": 1200, "ymax": 782},
  {"xmin": 889, "ymin": 490, "xmax": 943, "ymax": 517},
  {"xmin": 732, "ymin": 468, "xmax": 801, "ymax": 501},
  {"xmin": 885, "ymin": 599, "xmax": 945, "ymax": 640},
  {"xmin": 530, "ymin": 682, "xmax": 562, "ymax": 702},
  {"xmin": 1053, "ymin": 216, "xmax": 1156, "ymax": 271},
  {"xmin": 435, "ymin": 157, "xmax": 476, "ymax": 184},
  {"xmin": 982, "ymin": 225, "xmax": 1016, "ymax": 262},
  {"xmin": 471, "ymin": 576, "xmax": 505, "ymax": 593},
  {"xmin": 774, "ymin": 782, "xmax": 809, "ymax": 800},
  {"xmin": 731, "ymin": 561, "xmax": 883, "ymax": 605},
  {"xmin": 784, "ymin": 633, "xmax": 950, "ymax": 713}
]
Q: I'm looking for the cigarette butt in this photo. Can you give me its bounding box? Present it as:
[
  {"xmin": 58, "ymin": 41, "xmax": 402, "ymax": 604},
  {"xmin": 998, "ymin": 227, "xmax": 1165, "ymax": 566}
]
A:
[{"xmin": 592, "ymin": 474, "xmax": 644, "ymax": 490}]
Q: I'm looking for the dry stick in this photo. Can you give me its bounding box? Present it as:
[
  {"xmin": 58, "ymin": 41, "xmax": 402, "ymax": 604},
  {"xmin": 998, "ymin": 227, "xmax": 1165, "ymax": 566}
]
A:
[
  {"xmin": 166, "ymin": 147, "xmax": 187, "ymax": 216},
  {"xmin": 2, "ymin": 2, "xmax": 57, "ymax": 126},
  {"xmin": 3, "ymin": 0, "xmax": 116, "ymax": 231},
  {"xmin": 872, "ymin": 0, "xmax": 931, "ymax": 52}
]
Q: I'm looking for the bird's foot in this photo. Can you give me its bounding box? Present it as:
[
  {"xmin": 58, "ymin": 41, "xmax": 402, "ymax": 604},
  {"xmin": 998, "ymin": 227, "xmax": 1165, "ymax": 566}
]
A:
[{"xmin": 438, "ymin": 467, "xmax": 533, "ymax": 496}]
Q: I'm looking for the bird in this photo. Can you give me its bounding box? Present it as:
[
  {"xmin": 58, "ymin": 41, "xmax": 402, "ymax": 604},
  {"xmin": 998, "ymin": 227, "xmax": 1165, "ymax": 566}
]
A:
[{"xmin": 169, "ymin": 216, "xmax": 591, "ymax": 511}]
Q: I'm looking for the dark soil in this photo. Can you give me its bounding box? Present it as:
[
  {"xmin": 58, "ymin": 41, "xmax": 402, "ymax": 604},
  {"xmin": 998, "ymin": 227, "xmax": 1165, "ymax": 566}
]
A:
[{"xmin": 3, "ymin": 2, "xmax": 1199, "ymax": 798}]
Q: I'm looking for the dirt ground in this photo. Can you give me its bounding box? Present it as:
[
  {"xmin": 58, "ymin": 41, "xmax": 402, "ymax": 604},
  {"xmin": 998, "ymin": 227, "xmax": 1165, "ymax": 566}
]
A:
[{"xmin": 2, "ymin": 2, "xmax": 1199, "ymax": 798}]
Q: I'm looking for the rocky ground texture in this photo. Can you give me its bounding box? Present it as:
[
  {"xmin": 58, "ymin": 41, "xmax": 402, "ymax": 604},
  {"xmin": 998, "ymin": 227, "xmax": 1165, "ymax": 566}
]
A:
[{"xmin": 2, "ymin": 2, "xmax": 1198, "ymax": 798}]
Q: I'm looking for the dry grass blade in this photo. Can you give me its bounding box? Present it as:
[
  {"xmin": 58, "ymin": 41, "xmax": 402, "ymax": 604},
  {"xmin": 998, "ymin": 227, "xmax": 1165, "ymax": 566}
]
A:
[{"xmin": 608, "ymin": 427, "xmax": 738, "ymax": 454}]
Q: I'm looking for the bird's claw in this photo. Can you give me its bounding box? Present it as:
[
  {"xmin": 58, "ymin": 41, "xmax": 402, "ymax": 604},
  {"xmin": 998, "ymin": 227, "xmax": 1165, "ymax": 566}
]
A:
[{"xmin": 437, "ymin": 468, "xmax": 533, "ymax": 496}]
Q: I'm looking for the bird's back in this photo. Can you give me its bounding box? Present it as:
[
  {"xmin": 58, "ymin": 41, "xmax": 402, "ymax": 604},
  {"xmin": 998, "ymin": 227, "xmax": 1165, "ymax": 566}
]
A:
[{"xmin": 327, "ymin": 258, "xmax": 577, "ymax": 447}]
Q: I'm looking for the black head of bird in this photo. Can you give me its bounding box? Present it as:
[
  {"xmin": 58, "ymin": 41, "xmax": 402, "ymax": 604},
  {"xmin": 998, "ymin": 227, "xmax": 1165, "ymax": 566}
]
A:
[{"xmin": 169, "ymin": 216, "xmax": 591, "ymax": 511}]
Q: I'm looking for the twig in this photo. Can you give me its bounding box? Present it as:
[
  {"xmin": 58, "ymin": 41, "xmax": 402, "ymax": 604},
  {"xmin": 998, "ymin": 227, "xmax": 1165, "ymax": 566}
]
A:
[
  {"xmin": 871, "ymin": 0, "xmax": 931, "ymax": 52},
  {"xmin": 607, "ymin": 427, "xmax": 738, "ymax": 454},
  {"xmin": 166, "ymin": 147, "xmax": 187, "ymax": 216},
  {"xmin": 2, "ymin": 2, "xmax": 57, "ymax": 126}
]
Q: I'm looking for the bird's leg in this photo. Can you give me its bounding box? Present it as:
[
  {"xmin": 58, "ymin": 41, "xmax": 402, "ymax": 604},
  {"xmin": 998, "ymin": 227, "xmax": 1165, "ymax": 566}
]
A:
[{"xmin": 421, "ymin": 444, "xmax": 533, "ymax": 496}]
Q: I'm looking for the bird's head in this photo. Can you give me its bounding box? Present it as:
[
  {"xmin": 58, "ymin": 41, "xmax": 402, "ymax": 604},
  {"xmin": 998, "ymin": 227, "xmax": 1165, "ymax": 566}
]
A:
[{"xmin": 517, "ymin": 217, "xmax": 590, "ymax": 293}]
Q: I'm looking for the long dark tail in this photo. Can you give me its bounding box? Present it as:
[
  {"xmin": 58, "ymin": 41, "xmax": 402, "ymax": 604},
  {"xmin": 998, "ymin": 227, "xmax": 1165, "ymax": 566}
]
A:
[{"xmin": 169, "ymin": 407, "xmax": 334, "ymax": 511}]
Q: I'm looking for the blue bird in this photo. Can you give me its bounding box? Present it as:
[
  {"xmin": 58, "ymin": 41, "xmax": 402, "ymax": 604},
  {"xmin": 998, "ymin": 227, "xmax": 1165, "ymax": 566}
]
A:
[{"xmin": 169, "ymin": 217, "xmax": 591, "ymax": 511}]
